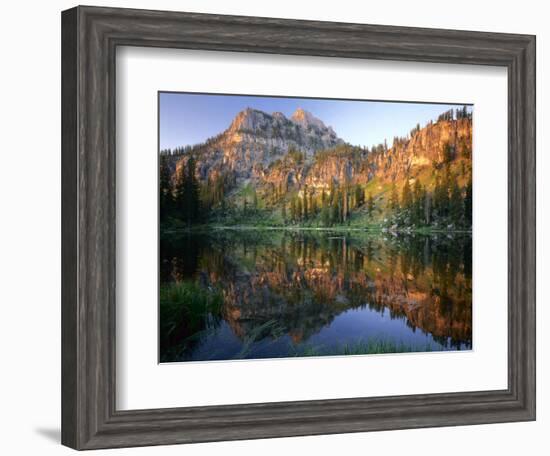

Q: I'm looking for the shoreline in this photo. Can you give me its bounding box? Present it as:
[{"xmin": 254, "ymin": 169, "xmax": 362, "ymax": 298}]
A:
[{"xmin": 161, "ymin": 224, "xmax": 473, "ymax": 235}]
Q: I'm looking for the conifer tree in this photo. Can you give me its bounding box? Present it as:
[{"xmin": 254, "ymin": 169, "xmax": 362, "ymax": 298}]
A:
[
  {"xmin": 321, "ymin": 197, "xmax": 330, "ymax": 227},
  {"xmin": 464, "ymin": 176, "xmax": 473, "ymax": 227},
  {"xmin": 296, "ymin": 198, "xmax": 303, "ymax": 222},
  {"xmin": 342, "ymin": 187, "xmax": 349, "ymax": 222},
  {"xmin": 401, "ymin": 180, "xmax": 413, "ymax": 210},
  {"xmin": 252, "ymin": 188, "xmax": 258, "ymax": 211},
  {"xmin": 412, "ymin": 180, "xmax": 424, "ymax": 224},
  {"xmin": 303, "ymin": 185, "xmax": 309, "ymax": 220},
  {"xmin": 183, "ymin": 157, "xmax": 200, "ymax": 224},
  {"xmin": 424, "ymin": 192, "xmax": 432, "ymax": 225},
  {"xmin": 389, "ymin": 183, "xmax": 399, "ymax": 210},
  {"xmin": 173, "ymin": 164, "xmax": 186, "ymax": 219},
  {"xmin": 367, "ymin": 193, "xmax": 375, "ymax": 216},
  {"xmin": 449, "ymin": 181, "xmax": 463, "ymax": 224},
  {"xmin": 442, "ymin": 142, "xmax": 453, "ymax": 164},
  {"xmin": 354, "ymin": 184, "xmax": 364, "ymax": 208},
  {"xmin": 290, "ymin": 196, "xmax": 297, "ymax": 223},
  {"xmin": 159, "ymin": 156, "xmax": 173, "ymax": 220},
  {"xmin": 331, "ymin": 193, "xmax": 340, "ymax": 225},
  {"xmin": 311, "ymin": 194, "xmax": 318, "ymax": 217}
]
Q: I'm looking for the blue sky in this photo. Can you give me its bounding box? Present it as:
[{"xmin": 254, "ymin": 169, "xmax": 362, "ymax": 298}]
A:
[{"xmin": 159, "ymin": 92, "xmax": 472, "ymax": 151}]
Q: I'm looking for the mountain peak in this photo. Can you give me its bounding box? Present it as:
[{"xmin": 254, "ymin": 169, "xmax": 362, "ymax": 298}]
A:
[
  {"xmin": 272, "ymin": 111, "xmax": 286, "ymax": 120},
  {"xmin": 291, "ymin": 108, "xmax": 326, "ymax": 130},
  {"xmin": 229, "ymin": 107, "xmax": 268, "ymax": 132}
]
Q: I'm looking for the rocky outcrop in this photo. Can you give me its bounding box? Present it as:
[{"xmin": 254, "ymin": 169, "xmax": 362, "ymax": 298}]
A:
[
  {"xmin": 181, "ymin": 107, "xmax": 343, "ymax": 183},
  {"xmin": 170, "ymin": 108, "xmax": 472, "ymax": 198},
  {"xmin": 378, "ymin": 118, "xmax": 472, "ymax": 181}
]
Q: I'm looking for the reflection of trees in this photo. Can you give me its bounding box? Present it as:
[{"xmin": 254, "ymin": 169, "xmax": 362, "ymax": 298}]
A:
[{"xmin": 161, "ymin": 231, "xmax": 472, "ymax": 352}]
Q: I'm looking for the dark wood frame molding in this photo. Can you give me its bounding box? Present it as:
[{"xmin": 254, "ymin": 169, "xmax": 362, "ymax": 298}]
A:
[{"xmin": 61, "ymin": 5, "xmax": 536, "ymax": 450}]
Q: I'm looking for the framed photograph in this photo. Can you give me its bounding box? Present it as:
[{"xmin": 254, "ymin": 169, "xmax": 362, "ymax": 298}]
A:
[{"xmin": 61, "ymin": 5, "xmax": 536, "ymax": 450}]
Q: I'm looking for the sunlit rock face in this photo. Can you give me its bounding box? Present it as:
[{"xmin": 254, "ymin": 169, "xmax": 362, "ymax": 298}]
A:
[
  {"xmin": 169, "ymin": 107, "xmax": 472, "ymax": 198},
  {"xmin": 180, "ymin": 107, "xmax": 343, "ymax": 184},
  {"xmin": 378, "ymin": 118, "xmax": 473, "ymax": 181}
]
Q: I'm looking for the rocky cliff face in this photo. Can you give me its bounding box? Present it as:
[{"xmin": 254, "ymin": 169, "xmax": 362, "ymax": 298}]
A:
[
  {"xmin": 180, "ymin": 107, "xmax": 343, "ymax": 183},
  {"xmin": 378, "ymin": 118, "xmax": 472, "ymax": 181},
  {"xmin": 260, "ymin": 118, "xmax": 471, "ymax": 198},
  {"xmin": 171, "ymin": 107, "xmax": 472, "ymax": 198}
]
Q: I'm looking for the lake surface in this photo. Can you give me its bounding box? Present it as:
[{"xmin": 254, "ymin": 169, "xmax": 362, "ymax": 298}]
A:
[{"xmin": 159, "ymin": 229, "xmax": 472, "ymax": 362}]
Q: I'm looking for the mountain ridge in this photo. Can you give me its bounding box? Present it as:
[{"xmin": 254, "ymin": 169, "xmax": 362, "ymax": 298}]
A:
[
  {"xmin": 174, "ymin": 107, "xmax": 343, "ymax": 183},
  {"xmin": 160, "ymin": 106, "xmax": 472, "ymax": 229}
]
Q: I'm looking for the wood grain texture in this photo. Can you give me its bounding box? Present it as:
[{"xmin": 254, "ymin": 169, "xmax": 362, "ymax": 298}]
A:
[{"xmin": 61, "ymin": 5, "xmax": 536, "ymax": 450}]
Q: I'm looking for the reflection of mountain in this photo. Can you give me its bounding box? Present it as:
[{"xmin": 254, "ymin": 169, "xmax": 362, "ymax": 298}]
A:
[{"xmin": 162, "ymin": 231, "xmax": 472, "ymax": 351}]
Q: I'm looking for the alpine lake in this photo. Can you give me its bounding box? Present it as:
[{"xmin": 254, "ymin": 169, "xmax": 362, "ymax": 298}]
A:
[{"xmin": 159, "ymin": 227, "xmax": 472, "ymax": 362}]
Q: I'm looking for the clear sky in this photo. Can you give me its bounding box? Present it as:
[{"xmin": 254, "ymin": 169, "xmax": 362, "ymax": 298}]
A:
[{"xmin": 159, "ymin": 92, "xmax": 472, "ymax": 151}]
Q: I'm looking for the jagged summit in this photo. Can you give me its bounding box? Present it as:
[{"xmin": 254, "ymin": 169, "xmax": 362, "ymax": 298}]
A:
[
  {"xmin": 272, "ymin": 111, "xmax": 286, "ymax": 120},
  {"xmin": 168, "ymin": 105, "xmax": 471, "ymax": 206},
  {"xmin": 228, "ymin": 107, "xmax": 334, "ymax": 136},
  {"xmin": 177, "ymin": 106, "xmax": 343, "ymax": 182},
  {"xmin": 228, "ymin": 107, "xmax": 269, "ymax": 132},
  {"xmin": 291, "ymin": 108, "xmax": 326, "ymax": 130},
  {"xmin": 225, "ymin": 107, "xmax": 342, "ymax": 152}
]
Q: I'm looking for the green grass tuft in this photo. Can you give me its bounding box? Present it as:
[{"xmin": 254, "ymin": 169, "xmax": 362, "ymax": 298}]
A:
[
  {"xmin": 160, "ymin": 281, "xmax": 224, "ymax": 357},
  {"xmin": 297, "ymin": 338, "xmax": 433, "ymax": 357}
]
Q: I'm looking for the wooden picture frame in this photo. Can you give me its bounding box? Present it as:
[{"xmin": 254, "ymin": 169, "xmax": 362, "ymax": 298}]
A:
[{"xmin": 61, "ymin": 5, "xmax": 536, "ymax": 450}]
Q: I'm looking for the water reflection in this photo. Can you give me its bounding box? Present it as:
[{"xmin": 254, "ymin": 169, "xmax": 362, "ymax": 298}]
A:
[{"xmin": 160, "ymin": 229, "xmax": 472, "ymax": 362}]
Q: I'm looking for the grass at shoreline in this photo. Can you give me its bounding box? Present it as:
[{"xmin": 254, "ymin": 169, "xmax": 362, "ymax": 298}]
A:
[
  {"xmin": 161, "ymin": 223, "xmax": 472, "ymax": 236},
  {"xmin": 160, "ymin": 281, "xmax": 224, "ymax": 359},
  {"xmin": 296, "ymin": 339, "xmax": 434, "ymax": 357}
]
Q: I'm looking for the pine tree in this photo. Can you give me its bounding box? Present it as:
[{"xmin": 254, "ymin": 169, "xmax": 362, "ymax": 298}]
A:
[
  {"xmin": 449, "ymin": 181, "xmax": 463, "ymax": 225},
  {"xmin": 464, "ymin": 176, "xmax": 473, "ymax": 227},
  {"xmin": 311, "ymin": 194, "xmax": 318, "ymax": 217},
  {"xmin": 442, "ymin": 142, "xmax": 453, "ymax": 164},
  {"xmin": 159, "ymin": 156, "xmax": 173, "ymax": 220},
  {"xmin": 412, "ymin": 180, "xmax": 423, "ymax": 224},
  {"xmin": 389, "ymin": 183, "xmax": 399, "ymax": 210},
  {"xmin": 302, "ymin": 186, "xmax": 308, "ymax": 220},
  {"xmin": 434, "ymin": 169, "xmax": 451, "ymax": 218},
  {"xmin": 252, "ymin": 188, "xmax": 258, "ymax": 211},
  {"xmin": 367, "ymin": 193, "xmax": 375, "ymax": 215},
  {"xmin": 331, "ymin": 194, "xmax": 340, "ymax": 225},
  {"xmin": 220, "ymin": 192, "xmax": 226, "ymax": 216},
  {"xmin": 424, "ymin": 191, "xmax": 432, "ymax": 225},
  {"xmin": 354, "ymin": 184, "xmax": 364, "ymax": 208},
  {"xmin": 342, "ymin": 187, "xmax": 349, "ymax": 222},
  {"xmin": 290, "ymin": 196, "xmax": 297, "ymax": 222},
  {"xmin": 296, "ymin": 198, "xmax": 303, "ymax": 222},
  {"xmin": 433, "ymin": 175, "xmax": 448, "ymax": 218},
  {"xmin": 321, "ymin": 198, "xmax": 330, "ymax": 227},
  {"xmin": 329, "ymin": 180, "xmax": 336, "ymax": 205},
  {"xmin": 173, "ymin": 164, "xmax": 186, "ymax": 219},
  {"xmin": 401, "ymin": 180, "xmax": 413, "ymax": 210},
  {"xmin": 183, "ymin": 157, "xmax": 200, "ymax": 224}
]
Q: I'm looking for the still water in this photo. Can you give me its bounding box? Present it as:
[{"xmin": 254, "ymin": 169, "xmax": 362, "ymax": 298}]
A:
[{"xmin": 160, "ymin": 229, "xmax": 472, "ymax": 362}]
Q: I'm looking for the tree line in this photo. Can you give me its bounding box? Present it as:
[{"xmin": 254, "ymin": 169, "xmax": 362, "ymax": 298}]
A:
[
  {"xmin": 386, "ymin": 167, "xmax": 472, "ymax": 229},
  {"xmin": 281, "ymin": 181, "xmax": 375, "ymax": 227},
  {"xmin": 160, "ymin": 155, "xmax": 201, "ymax": 225},
  {"xmin": 437, "ymin": 105, "xmax": 472, "ymax": 123}
]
